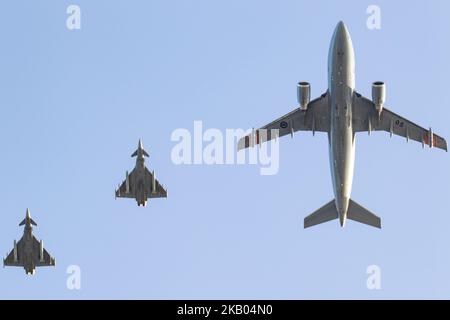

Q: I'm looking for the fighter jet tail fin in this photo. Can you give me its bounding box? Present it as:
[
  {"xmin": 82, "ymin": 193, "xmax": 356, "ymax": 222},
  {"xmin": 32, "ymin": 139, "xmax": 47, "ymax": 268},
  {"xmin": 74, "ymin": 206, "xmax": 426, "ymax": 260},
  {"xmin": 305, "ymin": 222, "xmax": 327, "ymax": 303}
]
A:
[
  {"xmin": 347, "ymin": 199, "xmax": 381, "ymax": 229},
  {"xmin": 304, "ymin": 200, "xmax": 338, "ymax": 228}
]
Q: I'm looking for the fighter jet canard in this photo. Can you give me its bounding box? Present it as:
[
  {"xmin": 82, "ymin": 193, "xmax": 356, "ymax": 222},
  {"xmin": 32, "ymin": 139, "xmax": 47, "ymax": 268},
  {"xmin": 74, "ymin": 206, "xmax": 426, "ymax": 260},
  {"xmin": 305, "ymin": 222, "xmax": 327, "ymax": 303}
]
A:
[
  {"xmin": 115, "ymin": 139, "xmax": 167, "ymax": 206},
  {"xmin": 3, "ymin": 209, "xmax": 55, "ymax": 275},
  {"xmin": 238, "ymin": 21, "xmax": 447, "ymax": 229}
]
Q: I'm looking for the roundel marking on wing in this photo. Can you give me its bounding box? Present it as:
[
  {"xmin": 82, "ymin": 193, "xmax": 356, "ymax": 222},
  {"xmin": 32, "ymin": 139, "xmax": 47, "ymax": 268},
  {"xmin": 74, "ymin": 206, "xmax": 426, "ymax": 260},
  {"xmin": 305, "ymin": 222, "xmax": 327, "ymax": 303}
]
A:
[{"xmin": 280, "ymin": 121, "xmax": 288, "ymax": 129}]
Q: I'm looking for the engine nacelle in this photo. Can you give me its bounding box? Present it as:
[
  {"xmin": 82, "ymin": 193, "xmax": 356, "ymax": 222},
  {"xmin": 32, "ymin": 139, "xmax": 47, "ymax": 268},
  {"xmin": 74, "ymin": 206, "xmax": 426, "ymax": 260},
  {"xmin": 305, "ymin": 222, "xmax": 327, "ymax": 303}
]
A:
[
  {"xmin": 372, "ymin": 81, "xmax": 386, "ymax": 114},
  {"xmin": 297, "ymin": 82, "xmax": 311, "ymax": 111}
]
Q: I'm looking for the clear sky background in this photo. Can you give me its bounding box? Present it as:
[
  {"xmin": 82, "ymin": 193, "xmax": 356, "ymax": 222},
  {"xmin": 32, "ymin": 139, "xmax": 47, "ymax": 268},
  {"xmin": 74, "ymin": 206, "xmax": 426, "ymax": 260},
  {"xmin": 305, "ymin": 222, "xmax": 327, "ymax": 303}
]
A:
[{"xmin": 0, "ymin": 0, "xmax": 449, "ymax": 299}]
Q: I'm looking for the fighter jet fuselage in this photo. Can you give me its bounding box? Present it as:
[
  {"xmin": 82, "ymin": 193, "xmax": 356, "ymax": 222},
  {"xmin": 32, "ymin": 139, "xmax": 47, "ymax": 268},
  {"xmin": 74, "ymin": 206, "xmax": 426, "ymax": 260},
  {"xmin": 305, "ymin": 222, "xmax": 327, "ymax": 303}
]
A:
[
  {"xmin": 21, "ymin": 226, "xmax": 36, "ymax": 274},
  {"xmin": 134, "ymin": 157, "xmax": 150, "ymax": 206}
]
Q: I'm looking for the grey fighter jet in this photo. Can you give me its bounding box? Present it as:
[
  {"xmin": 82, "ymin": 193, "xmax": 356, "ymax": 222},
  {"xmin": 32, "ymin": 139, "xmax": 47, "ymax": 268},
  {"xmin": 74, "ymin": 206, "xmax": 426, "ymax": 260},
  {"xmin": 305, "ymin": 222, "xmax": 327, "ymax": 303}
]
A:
[
  {"xmin": 238, "ymin": 21, "xmax": 447, "ymax": 229},
  {"xmin": 3, "ymin": 209, "xmax": 55, "ymax": 274},
  {"xmin": 115, "ymin": 140, "xmax": 167, "ymax": 206}
]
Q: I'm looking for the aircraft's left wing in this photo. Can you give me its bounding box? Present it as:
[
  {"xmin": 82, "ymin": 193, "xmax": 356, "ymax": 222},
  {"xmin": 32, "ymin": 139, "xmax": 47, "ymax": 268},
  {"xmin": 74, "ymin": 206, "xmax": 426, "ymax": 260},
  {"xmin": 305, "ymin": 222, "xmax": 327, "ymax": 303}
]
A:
[
  {"xmin": 145, "ymin": 168, "xmax": 168, "ymax": 198},
  {"xmin": 32, "ymin": 236, "xmax": 55, "ymax": 267},
  {"xmin": 238, "ymin": 93, "xmax": 330, "ymax": 150},
  {"xmin": 115, "ymin": 169, "xmax": 136, "ymax": 198},
  {"xmin": 353, "ymin": 93, "xmax": 447, "ymax": 151},
  {"xmin": 3, "ymin": 239, "xmax": 23, "ymax": 267}
]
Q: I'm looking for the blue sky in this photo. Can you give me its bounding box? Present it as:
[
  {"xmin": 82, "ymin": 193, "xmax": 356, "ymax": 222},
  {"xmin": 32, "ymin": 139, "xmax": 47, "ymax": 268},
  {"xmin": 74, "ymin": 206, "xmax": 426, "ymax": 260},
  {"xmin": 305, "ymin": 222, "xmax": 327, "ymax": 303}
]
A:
[{"xmin": 0, "ymin": 0, "xmax": 449, "ymax": 299}]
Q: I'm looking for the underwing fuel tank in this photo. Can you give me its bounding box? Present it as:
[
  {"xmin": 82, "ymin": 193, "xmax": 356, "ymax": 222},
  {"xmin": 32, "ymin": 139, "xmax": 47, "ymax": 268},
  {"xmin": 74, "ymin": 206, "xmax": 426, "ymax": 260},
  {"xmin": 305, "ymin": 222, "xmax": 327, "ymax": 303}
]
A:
[
  {"xmin": 125, "ymin": 171, "xmax": 130, "ymax": 193},
  {"xmin": 39, "ymin": 240, "xmax": 44, "ymax": 262},
  {"xmin": 13, "ymin": 240, "xmax": 18, "ymax": 262},
  {"xmin": 152, "ymin": 171, "xmax": 156, "ymax": 194}
]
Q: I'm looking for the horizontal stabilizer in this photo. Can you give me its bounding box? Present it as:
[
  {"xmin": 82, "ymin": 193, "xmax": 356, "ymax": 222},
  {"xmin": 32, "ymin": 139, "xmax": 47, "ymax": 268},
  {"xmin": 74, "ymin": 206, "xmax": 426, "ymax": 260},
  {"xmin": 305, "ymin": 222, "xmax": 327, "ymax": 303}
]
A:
[
  {"xmin": 304, "ymin": 200, "xmax": 338, "ymax": 228},
  {"xmin": 347, "ymin": 199, "xmax": 381, "ymax": 229}
]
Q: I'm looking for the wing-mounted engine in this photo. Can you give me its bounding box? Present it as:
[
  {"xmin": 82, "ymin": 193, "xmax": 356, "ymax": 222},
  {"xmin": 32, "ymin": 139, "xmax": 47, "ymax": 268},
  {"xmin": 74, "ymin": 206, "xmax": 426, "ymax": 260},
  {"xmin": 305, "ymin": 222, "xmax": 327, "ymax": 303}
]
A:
[
  {"xmin": 372, "ymin": 81, "xmax": 386, "ymax": 114},
  {"xmin": 297, "ymin": 82, "xmax": 311, "ymax": 111}
]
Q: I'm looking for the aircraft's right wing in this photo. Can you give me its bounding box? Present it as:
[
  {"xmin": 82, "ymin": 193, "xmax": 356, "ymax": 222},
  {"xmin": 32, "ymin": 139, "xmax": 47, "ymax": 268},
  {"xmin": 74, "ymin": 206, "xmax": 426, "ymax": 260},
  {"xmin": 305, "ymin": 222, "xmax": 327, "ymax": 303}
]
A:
[
  {"xmin": 238, "ymin": 93, "xmax": 330, "ymax": 150},
  {"xmin": 3, "ymin": 239, "xmax": 23, "ymax": 267},
  {"xmin": 32, "ymin": 236, "xmax": 55, "ymax": 267},
  {"xmin": 115, "ymin": 169, "xmax": 136, "ymax": 198},
  {"xmin": 145, "ymin": 168, "xmax": 168, "ymax": 198},
  {"xmin": 353, "ymin": 94, "xmax": 447, "ymax": 151}
]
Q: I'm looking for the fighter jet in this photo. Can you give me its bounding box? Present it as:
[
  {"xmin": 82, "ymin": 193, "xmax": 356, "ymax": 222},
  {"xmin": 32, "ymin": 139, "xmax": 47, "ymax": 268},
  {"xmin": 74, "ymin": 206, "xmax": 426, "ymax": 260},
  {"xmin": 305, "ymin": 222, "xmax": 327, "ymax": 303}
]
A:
[
  {"xmin": 3, "ymin": 209, "xmax": 55, "ymax": 274},
  {"xmin": 115, "ymin": 140, "xmax": 167, "ymax": 206},
  {"xmin": 238, "ymin": 21, "xmax": 447, "ymax": 229}
]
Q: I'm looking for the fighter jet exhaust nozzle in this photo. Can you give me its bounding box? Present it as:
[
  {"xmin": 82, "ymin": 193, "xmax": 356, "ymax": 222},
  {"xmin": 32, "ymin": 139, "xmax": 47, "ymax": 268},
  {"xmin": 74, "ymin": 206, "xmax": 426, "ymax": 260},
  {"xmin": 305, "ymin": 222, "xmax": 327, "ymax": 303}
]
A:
[
  {"xmin": 372, "ymin": 81, "xmax": 385, "ymax": 114},
  {"xmin": 297, "ymin": 82, "xmax": 311, "ymax": 111}
]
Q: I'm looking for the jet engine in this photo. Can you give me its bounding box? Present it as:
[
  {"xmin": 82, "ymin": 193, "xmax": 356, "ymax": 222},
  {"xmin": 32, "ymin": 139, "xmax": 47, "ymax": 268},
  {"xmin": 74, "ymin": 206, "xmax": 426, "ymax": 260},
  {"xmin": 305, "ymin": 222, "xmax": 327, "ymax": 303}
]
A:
[
  {"xmin": 297, "ymin": 82, "xmax": 311, "ymax": 111},
  {"xmin": 371, "ymin": 81, "xmax": 386, "ymax": 114}
]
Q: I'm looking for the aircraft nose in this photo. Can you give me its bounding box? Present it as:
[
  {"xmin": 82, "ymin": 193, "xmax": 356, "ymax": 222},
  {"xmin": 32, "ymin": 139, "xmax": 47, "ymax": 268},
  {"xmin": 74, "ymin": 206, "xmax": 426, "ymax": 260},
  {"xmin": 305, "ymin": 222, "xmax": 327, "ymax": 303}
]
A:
[{"xmin": 334, "ymin": 21, "xmax": 349, "ymax": 40}]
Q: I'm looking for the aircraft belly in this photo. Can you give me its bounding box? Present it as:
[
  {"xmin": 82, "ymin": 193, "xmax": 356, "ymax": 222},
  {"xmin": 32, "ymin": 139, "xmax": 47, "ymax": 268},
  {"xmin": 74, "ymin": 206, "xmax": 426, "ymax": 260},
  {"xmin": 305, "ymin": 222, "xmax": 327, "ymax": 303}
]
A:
[
  {"xmin": 329, "ymin": 84, "xmax": 355, "ymax": 216},
  {"xmin": 330, "ymin": 126, "xmax": 355, "ymax": 214}
]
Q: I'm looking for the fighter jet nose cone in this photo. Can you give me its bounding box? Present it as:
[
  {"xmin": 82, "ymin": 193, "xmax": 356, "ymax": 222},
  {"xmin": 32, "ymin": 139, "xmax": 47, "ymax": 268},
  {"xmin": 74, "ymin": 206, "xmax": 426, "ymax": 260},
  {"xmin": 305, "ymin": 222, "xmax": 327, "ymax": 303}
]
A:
[
  {"xmin": 138, "ymin": 139, "xmax": 143, "ymax": 149},
  {"xmin": 335, "ymin": 21, "xmax": 350, "ymax": 36},
  {"xmin": 26, "ymin": 208, "xmax": 30, "ymax": 218},
  {"xmin": 336, "ymin": 20, "xmax": 346, "ymax": 29}
]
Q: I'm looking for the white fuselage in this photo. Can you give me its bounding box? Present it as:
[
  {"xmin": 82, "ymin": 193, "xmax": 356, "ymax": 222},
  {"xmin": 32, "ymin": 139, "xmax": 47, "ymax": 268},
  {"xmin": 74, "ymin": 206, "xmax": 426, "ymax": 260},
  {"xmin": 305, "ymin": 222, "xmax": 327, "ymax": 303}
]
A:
[{"xmin": 327, "ymin": 22, "xmax": 356, "ymax": 227}]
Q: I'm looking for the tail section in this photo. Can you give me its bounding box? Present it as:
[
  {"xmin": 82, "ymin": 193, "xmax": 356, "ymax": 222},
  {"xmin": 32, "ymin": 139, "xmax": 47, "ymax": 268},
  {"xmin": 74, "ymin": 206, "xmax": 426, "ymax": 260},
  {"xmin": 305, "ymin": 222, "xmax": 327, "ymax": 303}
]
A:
[
  {"xmin": 304, "ymin": 199, "xmax": 381, "ymax": 229},
  {"xmin": 131, "ymin": 139, "xmax": 150, "ymax": 158},
  {"xmin": 19, "ymin": 209, "xmax": 37, "ymax": 227},
  {"xmin": 347, "ymin": 199, "xmax": 381, "ymax": 229},
  {"xmin": 304, "ymin": 200, "xmax": 338, "ymax": 228}
]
